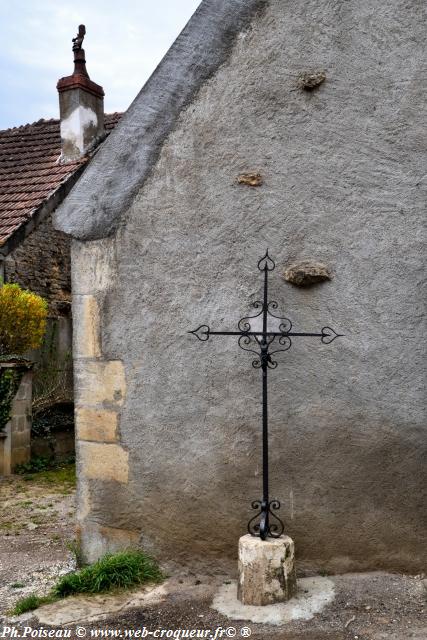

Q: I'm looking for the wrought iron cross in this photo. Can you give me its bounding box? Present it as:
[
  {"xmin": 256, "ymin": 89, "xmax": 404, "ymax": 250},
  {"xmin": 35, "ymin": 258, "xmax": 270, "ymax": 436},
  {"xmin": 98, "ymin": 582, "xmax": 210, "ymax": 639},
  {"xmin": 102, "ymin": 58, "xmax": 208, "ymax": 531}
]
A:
[{"xmin": 189, "ymin": 251, "xmax": 342, "ymax": 540}]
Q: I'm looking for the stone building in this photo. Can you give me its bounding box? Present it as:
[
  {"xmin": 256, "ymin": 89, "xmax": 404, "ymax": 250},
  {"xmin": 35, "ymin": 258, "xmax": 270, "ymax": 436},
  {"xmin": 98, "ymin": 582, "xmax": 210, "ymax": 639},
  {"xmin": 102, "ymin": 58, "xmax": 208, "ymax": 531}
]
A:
[
  {"xmin": 0, "ymin": 116, "xmax": 119, "ymax": 316},
  {"xmin": 55, "ymin": 0, "xmax": 426, "ymax": 573},
  {"xmin": 0, "ymin": 27, "xmax": 120, "ymax": 473},
  {"xmin": 0, "ymin": 27, "xmax": 120, "ymax": 316}
]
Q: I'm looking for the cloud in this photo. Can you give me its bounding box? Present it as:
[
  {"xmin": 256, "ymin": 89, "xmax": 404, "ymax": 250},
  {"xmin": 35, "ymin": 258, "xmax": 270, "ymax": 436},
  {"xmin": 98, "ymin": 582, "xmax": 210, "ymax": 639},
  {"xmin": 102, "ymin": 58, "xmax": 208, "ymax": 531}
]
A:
[{"xmin": 0, "ymin": 0, "xmax": 201, "ymax": 128}]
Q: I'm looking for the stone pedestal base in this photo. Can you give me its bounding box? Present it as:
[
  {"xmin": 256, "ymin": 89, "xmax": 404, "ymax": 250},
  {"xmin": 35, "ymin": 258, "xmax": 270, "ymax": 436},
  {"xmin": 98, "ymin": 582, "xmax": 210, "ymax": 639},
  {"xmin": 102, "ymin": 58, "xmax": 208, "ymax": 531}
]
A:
[{"xmin": 237, "ymin": 534, "xmax": 297, "ymax": 606}]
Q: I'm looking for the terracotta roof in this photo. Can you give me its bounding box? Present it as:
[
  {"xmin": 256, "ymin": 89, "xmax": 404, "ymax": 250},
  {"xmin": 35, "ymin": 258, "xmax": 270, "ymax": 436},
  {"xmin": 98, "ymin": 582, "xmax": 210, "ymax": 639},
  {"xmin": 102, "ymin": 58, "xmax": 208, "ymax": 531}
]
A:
[{"xmin": 0, "ymin": 113, "xmax": 121, "ymax": 247}]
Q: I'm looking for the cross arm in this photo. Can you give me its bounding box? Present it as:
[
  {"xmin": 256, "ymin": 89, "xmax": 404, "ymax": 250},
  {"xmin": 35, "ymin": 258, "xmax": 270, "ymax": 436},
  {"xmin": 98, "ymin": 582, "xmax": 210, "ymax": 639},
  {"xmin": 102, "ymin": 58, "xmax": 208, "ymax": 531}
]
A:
[{"xmin": 188, "ymin": 325, "xmax": 343, "ymax": 344}]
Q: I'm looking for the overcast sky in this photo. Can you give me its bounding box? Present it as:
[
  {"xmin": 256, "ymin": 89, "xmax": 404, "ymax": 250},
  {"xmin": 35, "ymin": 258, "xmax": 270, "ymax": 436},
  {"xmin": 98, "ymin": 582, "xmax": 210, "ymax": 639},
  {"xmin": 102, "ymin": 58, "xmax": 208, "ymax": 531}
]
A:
[{"xmin": 0, "ymin": 0, "xmax": 201, "ymax": 129}]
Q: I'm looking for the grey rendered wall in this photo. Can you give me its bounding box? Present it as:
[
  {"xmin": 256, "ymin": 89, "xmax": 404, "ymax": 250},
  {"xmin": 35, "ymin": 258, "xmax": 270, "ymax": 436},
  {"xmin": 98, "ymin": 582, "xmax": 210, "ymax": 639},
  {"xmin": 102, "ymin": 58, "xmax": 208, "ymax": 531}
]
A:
[{"xmin": 72, "ymin": 0, "xmax": 426, "ymax": 572}]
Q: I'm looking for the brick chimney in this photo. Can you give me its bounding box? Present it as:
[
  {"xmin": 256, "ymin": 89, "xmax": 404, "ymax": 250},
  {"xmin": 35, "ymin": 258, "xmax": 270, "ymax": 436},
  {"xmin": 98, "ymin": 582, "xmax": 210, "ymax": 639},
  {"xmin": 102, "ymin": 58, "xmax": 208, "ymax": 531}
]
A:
[{"xmin": 57, "ymin": 25, "xmax": 105, "ymax": 163}]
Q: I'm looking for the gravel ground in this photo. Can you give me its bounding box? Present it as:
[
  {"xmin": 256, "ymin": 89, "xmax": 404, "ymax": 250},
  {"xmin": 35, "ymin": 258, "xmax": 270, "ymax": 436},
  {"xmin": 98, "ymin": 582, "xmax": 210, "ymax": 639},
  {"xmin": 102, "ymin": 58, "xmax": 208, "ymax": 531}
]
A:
[
  {"xmin": 0, "ymin": 468, "xmax": 76, "ymax": 618},
  {"xmin": 1, "ymin": 470, "xmax": 426, "ymax": 639}
]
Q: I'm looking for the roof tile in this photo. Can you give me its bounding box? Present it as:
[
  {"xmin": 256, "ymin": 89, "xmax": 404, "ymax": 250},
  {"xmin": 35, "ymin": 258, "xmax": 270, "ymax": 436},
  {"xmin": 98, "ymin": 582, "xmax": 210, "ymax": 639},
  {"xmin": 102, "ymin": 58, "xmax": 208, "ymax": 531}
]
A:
[{"xmin": 0, "ymin": 113, "xmax": 121, "ymax": 246}]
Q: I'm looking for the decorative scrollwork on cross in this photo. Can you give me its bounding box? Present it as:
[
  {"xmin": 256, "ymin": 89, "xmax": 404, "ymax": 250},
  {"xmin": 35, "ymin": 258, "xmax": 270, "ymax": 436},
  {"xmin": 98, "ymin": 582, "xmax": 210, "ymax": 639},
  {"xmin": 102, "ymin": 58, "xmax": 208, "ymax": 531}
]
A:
[
  {"xmin": 238, "ymin": 300, "xmax": 263, "ymax": 334},
  {"xmin": 248, "ymin": 500, "xmax": 285, "ymax": 539}
]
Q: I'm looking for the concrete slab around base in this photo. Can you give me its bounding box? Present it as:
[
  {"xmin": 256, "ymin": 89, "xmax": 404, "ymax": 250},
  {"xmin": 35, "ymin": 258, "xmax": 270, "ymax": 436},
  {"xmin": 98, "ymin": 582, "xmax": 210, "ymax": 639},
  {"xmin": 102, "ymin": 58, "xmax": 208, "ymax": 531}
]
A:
[
  {"xmin": 29, "ymin": 584, "xmax": 167, "ymax": 626},
  {"xmin": 212, "ymin": 577, "xmax": 335, "ymax": 625}
]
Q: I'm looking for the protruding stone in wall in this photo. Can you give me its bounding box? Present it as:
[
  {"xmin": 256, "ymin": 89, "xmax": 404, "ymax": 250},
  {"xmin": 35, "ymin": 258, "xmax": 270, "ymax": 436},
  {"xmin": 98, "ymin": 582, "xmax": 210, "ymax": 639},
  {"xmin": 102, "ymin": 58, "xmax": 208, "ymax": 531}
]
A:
[
  {"xmin": 237, "ymin": 172, "xmax": 263, "ymax": 187},
  {"xmin": 283, "ymin": 261, "xmax": 332, "ymax": 287},
  {"xmin": 238, "ymin": 534, "xmax": 297, "ymax": 605},
  {"xmin": 57, "ymin": 25, "xmax": 105, "ymax": 162},
  {"xmin": 297, "ymin": 71, "xmax": 326, "ymax": 90}
]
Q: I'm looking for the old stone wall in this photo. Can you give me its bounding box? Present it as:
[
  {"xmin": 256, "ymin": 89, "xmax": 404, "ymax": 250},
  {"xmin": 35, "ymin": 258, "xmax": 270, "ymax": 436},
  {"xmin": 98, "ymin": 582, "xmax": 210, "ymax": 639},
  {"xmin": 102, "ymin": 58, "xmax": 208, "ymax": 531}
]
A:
[
  {"xmin": 69, "ymin": 0, "xmax": 426, "ymax": 573},
  {"xmin": 0, "ymin": 366, "xmax": 32, "ymax": 475},
  {"xmin": 4, "ymin": 213, "xmax": 71, "ymax": 317},
  {"xmin": 4, "ymin": 213, "xmax": 73, "ymax": 402}
]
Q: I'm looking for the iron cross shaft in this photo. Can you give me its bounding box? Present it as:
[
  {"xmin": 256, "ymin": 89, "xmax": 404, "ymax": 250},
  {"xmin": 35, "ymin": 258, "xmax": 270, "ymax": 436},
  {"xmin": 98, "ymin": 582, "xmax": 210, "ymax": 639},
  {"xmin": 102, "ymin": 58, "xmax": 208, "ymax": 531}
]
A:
[{"xmin": 189, "ymin": 250, "xmax": 342, "ymax": 540}]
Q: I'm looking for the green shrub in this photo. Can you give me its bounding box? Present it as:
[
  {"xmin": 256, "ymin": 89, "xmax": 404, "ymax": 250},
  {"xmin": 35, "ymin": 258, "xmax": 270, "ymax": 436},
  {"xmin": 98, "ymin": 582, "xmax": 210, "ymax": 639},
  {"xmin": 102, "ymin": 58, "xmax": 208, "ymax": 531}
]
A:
[
  {"xmin": 15, "ymin": 456, "xmax": 51, "ymax": 474},
  {"xmin": 0, "ymin": 283, "xmax": 47, "ymax": 356},
  {"xmin": 0, "ymin": 283, "xmax": 48, "ymax": 431}
]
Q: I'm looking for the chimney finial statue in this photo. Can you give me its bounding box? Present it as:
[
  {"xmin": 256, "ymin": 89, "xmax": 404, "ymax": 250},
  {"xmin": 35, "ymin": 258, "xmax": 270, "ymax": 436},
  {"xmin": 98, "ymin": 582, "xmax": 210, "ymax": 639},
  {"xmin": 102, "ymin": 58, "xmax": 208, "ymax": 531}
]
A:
[
  {"xmin": 72, "ymin": 25, "xmax": 86, "ymax": 52},
  {"xmin": 71, "ymin": 25, "xmax": 89, "ymax": 78}
]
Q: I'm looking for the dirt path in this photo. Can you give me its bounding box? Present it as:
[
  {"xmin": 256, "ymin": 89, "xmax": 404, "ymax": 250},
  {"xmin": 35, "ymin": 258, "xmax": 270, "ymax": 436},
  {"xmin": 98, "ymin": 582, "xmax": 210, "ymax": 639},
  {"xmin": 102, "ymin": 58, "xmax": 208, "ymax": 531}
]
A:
[
  {"xmin": 64, "ymin": 571, "xmax": 426, "ymax": 640},
  {"xmin": 0, "ymin": 465, "xmax": 76, "ymax": 617},
  {"xmin": 5, "ymin": 571, "xmax": 427, "ymax": 640}
]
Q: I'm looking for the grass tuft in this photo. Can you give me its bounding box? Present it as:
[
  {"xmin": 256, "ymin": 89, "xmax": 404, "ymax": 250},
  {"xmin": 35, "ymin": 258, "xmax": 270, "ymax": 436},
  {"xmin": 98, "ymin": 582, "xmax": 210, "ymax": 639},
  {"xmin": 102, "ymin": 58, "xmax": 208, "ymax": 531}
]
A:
[
  {"xmin": 10, "ymin": 550, "xmax": 164, "ymax": 616},
  {"xmin": 53, "ymin": 550, "xmax": 163, "ymax": 597},
  {"xmin": 66, "ymin": 539, "xmax": 85, "ymax": 567},
  {"xmin": 11, "ymin": 594, "xmax": 54, "ymax": 615},
  {"xmin": 11, "ymin": 549, "xmax": 162, "ymax": 615}
]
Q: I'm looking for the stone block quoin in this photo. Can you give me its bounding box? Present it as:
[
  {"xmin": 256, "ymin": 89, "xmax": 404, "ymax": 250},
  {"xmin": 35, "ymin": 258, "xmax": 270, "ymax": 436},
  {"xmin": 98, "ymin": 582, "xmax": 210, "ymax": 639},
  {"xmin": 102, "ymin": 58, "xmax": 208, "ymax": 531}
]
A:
[{"xmin": 71, "ymin": 237, "xmax": 133, "ymax": 561}]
